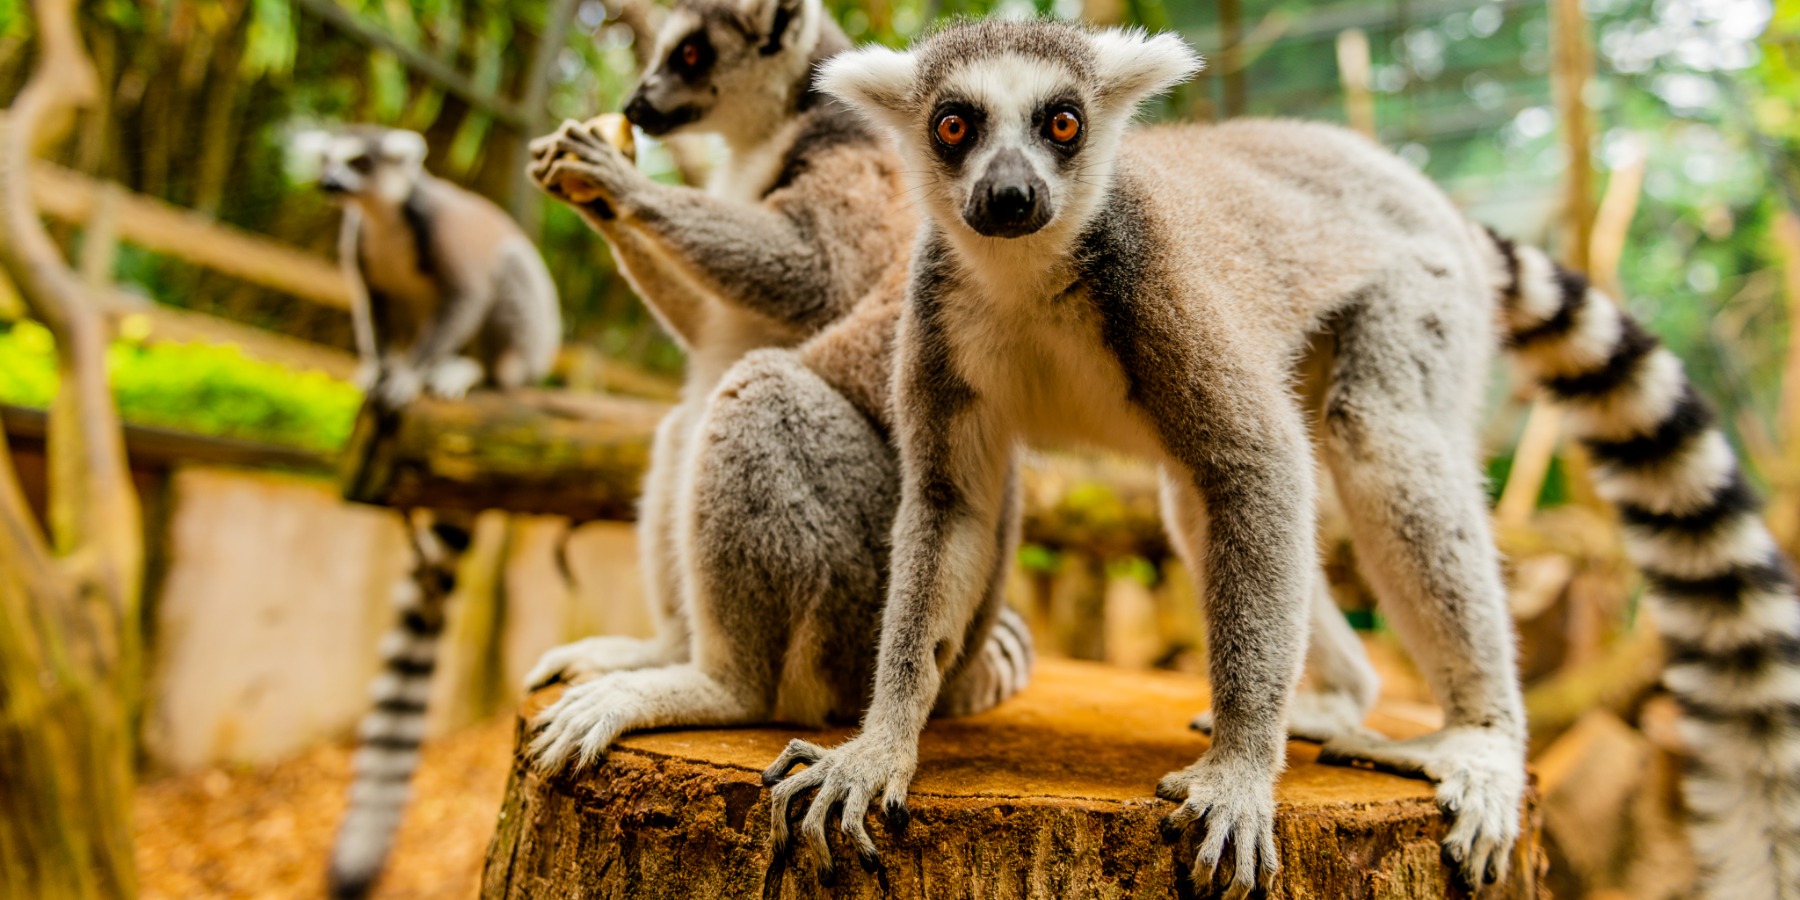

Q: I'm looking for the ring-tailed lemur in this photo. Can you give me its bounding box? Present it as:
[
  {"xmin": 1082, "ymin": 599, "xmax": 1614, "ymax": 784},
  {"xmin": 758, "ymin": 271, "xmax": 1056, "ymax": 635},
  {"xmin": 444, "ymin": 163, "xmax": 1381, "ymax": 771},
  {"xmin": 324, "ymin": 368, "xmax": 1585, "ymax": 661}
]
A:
[
  {"xmin": 760, "ymin": 20, "xmax": 1800, "ymax": 899},
  {"xmin": 518, "ymin": 0, "xmax": 1035, "ymax": 777},
  {"xmin": 311, "ymin": 125, "xmax": 560, "ymax": 899},
  {"xmin": 314, "ymin": 125, "xmax": 560, "ymax": 410}
]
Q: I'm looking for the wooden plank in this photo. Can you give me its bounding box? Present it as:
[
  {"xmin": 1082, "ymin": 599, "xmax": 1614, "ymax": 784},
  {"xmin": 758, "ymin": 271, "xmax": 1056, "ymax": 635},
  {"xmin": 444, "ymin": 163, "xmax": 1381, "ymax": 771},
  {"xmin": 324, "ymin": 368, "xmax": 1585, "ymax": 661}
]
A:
[
  {"xmin": 0, "ymin": 404, "xmax": 333, "ymax": 474},
  {"xmin": 30, "ymin": 161, "xmax": 352, "ymax": 309}
]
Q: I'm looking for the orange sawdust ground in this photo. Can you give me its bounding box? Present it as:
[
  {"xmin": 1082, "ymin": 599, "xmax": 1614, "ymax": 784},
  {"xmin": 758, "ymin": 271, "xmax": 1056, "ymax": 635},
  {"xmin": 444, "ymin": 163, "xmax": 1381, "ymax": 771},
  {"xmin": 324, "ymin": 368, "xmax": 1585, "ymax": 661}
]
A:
[{"xmin": 135, "ymin": 715, "xmax": 515, "ymax": 900}]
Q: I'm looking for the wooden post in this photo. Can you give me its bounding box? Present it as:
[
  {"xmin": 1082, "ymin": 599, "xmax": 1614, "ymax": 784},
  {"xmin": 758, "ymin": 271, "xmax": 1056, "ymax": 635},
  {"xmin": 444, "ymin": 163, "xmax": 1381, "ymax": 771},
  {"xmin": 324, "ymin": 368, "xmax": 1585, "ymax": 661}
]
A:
[
  {"xmin": 0, "ymin": 1, "xmax": 142, "ymax": 896},
  {"xmin": 1218, "ymin": 0, "xmax": 1247, "ymax": 118},
  {"xmin": 1335, "ymin": 28, "xmax": 1376, "ymax": 139},
  {"xmin": 1498, "ymin": 0, "xmax": 1603, "ymax": 523},
  {"xmin": 483, "ymin": 660, "xmax": 1545, "ymax": 898}
]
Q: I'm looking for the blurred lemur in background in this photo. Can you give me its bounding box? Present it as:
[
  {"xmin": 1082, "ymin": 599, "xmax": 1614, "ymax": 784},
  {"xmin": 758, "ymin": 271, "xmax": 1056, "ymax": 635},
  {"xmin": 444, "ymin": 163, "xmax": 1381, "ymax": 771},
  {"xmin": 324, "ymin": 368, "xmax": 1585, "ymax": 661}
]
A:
[
  {"xmin": 520, "ymin": 0, "xmax": 1037, "ymax": 774},
  {"xmin": 308, "ymin": 125, "xmax": 561, "ymax": 899},
  {"xmin": 760, "ymin": 19, "xmax": 1800, "ymax": 900}
]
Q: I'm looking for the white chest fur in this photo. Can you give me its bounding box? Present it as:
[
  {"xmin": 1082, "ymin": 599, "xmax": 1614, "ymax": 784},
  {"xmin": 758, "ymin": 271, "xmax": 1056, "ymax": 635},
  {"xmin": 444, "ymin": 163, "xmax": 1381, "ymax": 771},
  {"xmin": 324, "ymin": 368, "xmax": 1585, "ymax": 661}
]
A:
[{"xmin": 944, "ymin": 286, "xmax": 1163, "ymax": 459}]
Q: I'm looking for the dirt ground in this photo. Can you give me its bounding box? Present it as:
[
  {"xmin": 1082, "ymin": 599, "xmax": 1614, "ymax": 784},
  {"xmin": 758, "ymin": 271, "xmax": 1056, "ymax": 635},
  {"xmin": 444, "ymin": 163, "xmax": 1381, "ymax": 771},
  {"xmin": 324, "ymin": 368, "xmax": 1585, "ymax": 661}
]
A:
[{"xmin": 135, "ymin": 715, "xmax": 516, "ymax": 900}]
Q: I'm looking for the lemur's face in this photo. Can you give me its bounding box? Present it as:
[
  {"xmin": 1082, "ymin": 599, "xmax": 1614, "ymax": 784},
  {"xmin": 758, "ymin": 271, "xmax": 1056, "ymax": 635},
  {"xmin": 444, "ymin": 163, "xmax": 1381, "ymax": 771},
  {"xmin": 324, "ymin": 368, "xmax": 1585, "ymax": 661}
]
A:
[
  {"xmin": 820, "ymin": 21, "xmax": 1200, "ymax": 242},
  {"xmin": 309, "ymin": 127, "xmax": 427, "ymax": 205},
  {"xmin": 625, "ymin": 0, "xmax": 809, "ymax": 137}
]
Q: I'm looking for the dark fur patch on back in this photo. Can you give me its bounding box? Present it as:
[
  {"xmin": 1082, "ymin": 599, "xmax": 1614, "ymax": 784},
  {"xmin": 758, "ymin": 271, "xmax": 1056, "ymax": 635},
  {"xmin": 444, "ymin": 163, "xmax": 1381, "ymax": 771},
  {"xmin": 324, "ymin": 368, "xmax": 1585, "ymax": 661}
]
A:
[
  {"xmin": 763, "ymin": 93, "xmax": 878, "ymax": 197},
  {"xmin": 401, "ymin": 186, "xmax": 438, "ymax": 281}
]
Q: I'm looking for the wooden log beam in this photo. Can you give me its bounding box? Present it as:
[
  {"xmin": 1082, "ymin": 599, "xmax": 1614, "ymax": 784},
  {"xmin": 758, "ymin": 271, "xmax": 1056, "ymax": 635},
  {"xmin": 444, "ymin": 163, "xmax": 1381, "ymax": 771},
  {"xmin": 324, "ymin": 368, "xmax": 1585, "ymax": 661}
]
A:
[
  {"xmin": 29, "ymin": 160, "xmax": 351, "ymax": 309},
  {"xmin": 482, "ymin": 659, "xmax": 1544, "ymax": 898},
  {"xmin": 338, "ymin": 390, "xmax": 667, "ymax": 520},
  {"xmin": 339, "ymin": 395, "xmax": 1170, "ymax": 556}
]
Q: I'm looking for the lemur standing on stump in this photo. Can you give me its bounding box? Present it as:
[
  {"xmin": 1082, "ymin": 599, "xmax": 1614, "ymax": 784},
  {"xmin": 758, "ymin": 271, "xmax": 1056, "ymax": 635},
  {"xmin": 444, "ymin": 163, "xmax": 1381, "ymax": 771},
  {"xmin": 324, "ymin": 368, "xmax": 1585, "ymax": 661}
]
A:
[
  {"xmin": 309, "ymin": 125, "xmax": 561, "ymax": 899},
  {"xmin": 518, "ymin": 0, "xmax": 1036, "ymax": 771},
  {"xmin": 760, "ymin": 20, "xmax": 1800, "ymax": 899}
]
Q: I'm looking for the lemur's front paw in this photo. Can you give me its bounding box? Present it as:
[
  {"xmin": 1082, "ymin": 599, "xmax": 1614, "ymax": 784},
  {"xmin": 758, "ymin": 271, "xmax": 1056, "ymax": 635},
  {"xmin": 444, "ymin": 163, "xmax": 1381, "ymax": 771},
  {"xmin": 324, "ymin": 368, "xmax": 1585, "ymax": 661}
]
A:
[
  {"xmin": 527, "ymin": 672, "xmax": 634, "ymax": 772},
  {"xmin": 1317, "ymin": 724, "xmax": 1524, "ymax": 888},
  {"xmin": 371, "ymin": 366, "xmax": 422, "ymax": 411},
  {"xmin": 352, "ymin": 359, "xmax": 379, "ymax": 392},
  {"xmin": 523, "ymin": 636, "xmax": 670, "ymax": 690},
  {"xmin": 527, "ymin": 119, "xmax": 636, "ymax": 211},
  {"xmin": 1155, "ymin": 755, "xmax": 1280, "ymax": 899},
  {"xmin": 423, "ymin": 357, "xmax": 483, "ymax": 400},
  {"xmin": 762, "ymin": 735, "xmax": 916, "ymax": 886},
  {"xmin": 1192, "ymin": 687, "xmax": 1372, "ymax": 744}
]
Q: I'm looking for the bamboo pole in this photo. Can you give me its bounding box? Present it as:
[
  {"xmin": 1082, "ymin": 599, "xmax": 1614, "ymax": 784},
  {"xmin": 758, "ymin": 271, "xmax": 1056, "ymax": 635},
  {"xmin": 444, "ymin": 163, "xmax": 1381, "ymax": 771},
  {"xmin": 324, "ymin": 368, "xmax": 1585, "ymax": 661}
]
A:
[
  {"xmin": 1335, "ymin": 28, "xmax": 1375, "ymax": 139},
  {"xmin": 1218, "ymin": 0, "xmax": 1246, "ymax": 118},
  {"xmin": 1496, "ymin": 0, "xmax": 1603, "ymax": 521}
]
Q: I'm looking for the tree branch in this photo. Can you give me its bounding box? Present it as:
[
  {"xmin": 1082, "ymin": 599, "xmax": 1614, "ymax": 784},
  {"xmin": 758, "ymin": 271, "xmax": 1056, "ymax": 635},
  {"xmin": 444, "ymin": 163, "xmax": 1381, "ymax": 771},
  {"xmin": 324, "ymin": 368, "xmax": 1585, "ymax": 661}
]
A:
[{"xmin": 290, "ymin": 0, "xmax": 528, "ymax": 129}]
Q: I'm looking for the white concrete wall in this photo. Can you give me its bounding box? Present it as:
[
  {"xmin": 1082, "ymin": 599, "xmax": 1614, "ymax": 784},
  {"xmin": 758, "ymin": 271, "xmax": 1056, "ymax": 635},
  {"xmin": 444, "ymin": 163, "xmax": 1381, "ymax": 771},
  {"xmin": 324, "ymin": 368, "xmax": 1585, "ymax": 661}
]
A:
[{"xmin": 141, "ymin": 466, "xmax": 654, "ymax": 771}]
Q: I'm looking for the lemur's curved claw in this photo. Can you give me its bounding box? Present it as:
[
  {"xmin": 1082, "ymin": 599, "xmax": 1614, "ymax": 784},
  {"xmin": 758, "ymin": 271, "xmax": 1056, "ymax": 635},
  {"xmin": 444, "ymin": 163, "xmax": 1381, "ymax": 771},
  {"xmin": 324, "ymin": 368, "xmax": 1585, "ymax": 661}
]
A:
[
  {"xmin": 1155, "ymin": 756, "xmax": 1280, "ymax": 900},
  {"xmin": 763, "ymin": 735, "xmax": 915, "ymax": 884}
]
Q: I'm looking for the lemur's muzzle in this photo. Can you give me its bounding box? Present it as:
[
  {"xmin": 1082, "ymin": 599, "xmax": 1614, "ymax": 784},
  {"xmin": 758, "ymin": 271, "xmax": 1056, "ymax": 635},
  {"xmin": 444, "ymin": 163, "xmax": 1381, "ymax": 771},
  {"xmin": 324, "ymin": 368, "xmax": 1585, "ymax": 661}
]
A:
[
  {"xmin": 624, "ymin": 83, "xmax": 703, "ymax": 137},
  {"xmin": 965, "ymin": 150, "xmax": 1052, "ymax": 238}
]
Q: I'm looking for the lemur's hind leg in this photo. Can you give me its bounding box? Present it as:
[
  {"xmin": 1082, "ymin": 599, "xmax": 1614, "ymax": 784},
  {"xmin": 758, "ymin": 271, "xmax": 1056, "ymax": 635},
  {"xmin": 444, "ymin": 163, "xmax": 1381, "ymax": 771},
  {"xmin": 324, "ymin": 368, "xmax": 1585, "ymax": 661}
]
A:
[
  {"xmin": 1191, "ymin": 577, "xmax": 1379, "ymax": 743},
  {"xmin": 523, "ymin": 403, "xmax": 698, "ymax": 689},
  {"xmin": 678, "ymin": 349, "xmax": 897, "ymax": 725},
  {"xmin": 1170, "ymin": 465, "xmax": 1379, "ymax": 743},
  {"xmin": 1313, "ymin": 282, "xmax": 1526, "ymax": 888},
  {"xmin": 935, "ymin": 467, "xmax": 1034, "ymax": 718}
]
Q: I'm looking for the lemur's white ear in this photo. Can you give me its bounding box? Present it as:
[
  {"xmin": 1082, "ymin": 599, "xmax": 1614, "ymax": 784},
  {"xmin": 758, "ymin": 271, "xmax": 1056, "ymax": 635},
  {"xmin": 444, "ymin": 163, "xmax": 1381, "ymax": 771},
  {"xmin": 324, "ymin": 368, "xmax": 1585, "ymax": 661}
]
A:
[
  {"xmin": 742, "ymin": 0, "xmax": 804, "ymax": 42},
  {"xmin": 380, "ymin": 130, "xmax": 428, "ymax": 166},
  {"xmin": 816, "ymin": 45, "xmax": 917, "ymax": 127},
  {"xmin": 1090, "ymin": 28, "xmax": 1203, "ymax": 110},
  {"xmin": 293, "ymin": 128, "xmax": 332, "ymax": 160}
]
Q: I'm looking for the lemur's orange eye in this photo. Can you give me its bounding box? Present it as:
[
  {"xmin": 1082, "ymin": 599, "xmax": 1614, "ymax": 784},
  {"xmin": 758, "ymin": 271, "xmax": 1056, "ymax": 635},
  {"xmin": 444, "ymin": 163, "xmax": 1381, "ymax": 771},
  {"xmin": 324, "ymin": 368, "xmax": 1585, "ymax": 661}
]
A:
[
  {"xmin": 1049, "ymin": 110, "xmax": 1081, "ymax": 143},
  {"xmin": 935, "ymin": 114, "xmax": 969, "ymax": 146},
  {"xmin": 681, "ymin": 43, "xmax": 700, "ymax": 67}
]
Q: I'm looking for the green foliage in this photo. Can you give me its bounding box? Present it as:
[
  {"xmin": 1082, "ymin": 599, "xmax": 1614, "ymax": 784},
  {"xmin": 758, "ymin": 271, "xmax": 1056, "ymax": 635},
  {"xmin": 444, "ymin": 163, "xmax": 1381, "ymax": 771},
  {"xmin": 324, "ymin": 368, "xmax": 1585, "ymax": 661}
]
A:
[{"xmin": 0, "ymin": 320, "xmax": 361, "ymax": 453}]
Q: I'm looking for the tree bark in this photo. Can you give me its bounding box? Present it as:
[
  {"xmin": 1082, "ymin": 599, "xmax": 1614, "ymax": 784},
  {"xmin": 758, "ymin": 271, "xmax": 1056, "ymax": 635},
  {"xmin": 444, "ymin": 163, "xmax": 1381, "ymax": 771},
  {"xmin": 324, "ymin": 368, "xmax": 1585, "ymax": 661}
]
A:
[
  {"xmin": 483, "ymin": 659, "xmax": 1545, "ymax": 899},
  {"xmin": 0, "ymin": 0, "xmax": 142, "ymax": 896}
]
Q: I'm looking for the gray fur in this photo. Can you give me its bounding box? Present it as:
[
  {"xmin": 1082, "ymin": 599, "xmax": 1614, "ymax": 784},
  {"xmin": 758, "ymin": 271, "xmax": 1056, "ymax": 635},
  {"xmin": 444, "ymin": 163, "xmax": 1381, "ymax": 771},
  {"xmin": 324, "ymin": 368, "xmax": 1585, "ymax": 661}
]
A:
[
  {"xmin": 802, "ymin": 18, "xmax": 1800, "ymax": 898},
  {"xmin": 318, "ymin": 126, "xmax": 560, "ymax": 410},
  {"xmin": 795, "ymin": 22, "xmax": 1522, "ymax": 896},
  {"xmin": 522, "ymin": 0, "xmax": 1032, "ymax": 789}
]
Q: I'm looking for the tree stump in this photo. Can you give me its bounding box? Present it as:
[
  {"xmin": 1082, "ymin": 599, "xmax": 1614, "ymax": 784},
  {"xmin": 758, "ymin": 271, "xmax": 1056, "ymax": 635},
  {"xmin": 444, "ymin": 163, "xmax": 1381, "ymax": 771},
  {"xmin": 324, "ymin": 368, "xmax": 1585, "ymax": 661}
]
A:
[{"xmin": 482, "ymin": 659, "xmax": 1543, "ymax": 898}]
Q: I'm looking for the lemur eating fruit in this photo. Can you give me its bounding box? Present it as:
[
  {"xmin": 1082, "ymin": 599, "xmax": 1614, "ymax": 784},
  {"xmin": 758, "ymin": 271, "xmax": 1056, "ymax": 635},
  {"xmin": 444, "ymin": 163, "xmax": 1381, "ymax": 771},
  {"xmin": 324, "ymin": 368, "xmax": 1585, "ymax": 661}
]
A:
[
  {"xmin": 519, "ymin": 0, "xmax": 1035, "ymax": 778},
  {"xmin": 759, "ymin": 20, "xmax": 1800, "ymax": 899}
]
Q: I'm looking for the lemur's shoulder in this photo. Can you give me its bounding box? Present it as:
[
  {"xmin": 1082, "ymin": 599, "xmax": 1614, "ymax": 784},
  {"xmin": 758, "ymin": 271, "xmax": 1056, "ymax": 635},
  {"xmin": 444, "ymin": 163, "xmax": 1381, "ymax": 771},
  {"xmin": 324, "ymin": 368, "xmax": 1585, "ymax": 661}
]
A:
[{"xmin": 760, "ymin": 87, "xmax": 894, "ymax": 199}]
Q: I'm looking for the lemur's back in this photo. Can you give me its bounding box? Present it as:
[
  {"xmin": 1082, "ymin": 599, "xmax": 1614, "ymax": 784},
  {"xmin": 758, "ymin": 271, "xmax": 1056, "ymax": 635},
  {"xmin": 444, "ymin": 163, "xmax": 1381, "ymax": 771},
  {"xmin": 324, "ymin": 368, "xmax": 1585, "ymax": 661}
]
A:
[{"xmin": 1120, "ymin": 120, "xmax": 1491, "ymax": 343}]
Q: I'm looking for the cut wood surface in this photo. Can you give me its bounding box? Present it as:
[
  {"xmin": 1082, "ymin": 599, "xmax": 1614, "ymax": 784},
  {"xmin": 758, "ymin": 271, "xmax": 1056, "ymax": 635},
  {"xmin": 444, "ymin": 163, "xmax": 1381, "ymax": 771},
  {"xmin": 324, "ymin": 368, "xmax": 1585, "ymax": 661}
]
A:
[{"xmin": 482, "ymin": 659, "xmax": 1544, "ymax": 899}]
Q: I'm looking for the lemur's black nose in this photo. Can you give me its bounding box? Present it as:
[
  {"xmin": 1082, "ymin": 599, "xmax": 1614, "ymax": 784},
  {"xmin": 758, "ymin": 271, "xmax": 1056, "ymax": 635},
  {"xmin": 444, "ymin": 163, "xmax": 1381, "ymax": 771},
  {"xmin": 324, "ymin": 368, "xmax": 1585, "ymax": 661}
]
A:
[
  {"xmin": 966, "ymin": 150, "xmax": 1052, "ymax": 238},
  {"xmin": 623, "ymin": 93, "xmax": 656, "ymax": 128},
  {"xmin": 987, "ymin": 184, "xmax": 1036, "ymax": 225}
]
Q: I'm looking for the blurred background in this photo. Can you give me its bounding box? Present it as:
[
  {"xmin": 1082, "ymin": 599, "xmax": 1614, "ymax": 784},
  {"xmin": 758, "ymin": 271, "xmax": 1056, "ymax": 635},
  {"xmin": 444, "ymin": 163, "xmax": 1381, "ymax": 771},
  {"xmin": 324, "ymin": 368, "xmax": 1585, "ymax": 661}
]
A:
[{"xmin": 1, "ymin": 0, "xmax": 1796, "ymax": 896}]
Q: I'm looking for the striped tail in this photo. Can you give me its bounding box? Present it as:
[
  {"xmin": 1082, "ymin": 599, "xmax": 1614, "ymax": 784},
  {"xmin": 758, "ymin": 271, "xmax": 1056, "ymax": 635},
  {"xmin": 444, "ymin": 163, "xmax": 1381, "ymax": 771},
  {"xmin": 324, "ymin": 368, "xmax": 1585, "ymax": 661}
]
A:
[
  {"xmin": 1484, "ymin": 229, "xmax": 1800, "ymax": 899},
  {"xmin": 935, "ymin": 604, "xmax": 1036, "ymax": 717},
  {"xmin": 327, "ymin": 511, "xmax": 471, "ymax": 900}
]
